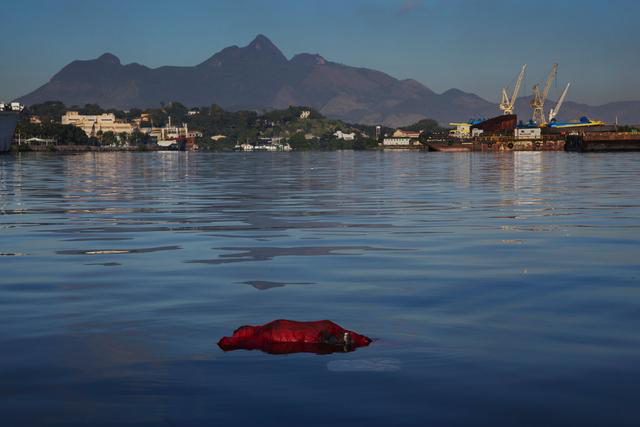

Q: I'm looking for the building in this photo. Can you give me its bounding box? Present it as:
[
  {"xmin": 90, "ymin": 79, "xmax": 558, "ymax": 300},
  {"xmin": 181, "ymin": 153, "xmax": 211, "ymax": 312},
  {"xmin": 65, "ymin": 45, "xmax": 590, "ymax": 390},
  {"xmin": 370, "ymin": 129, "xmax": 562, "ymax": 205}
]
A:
[
  {"xmin": 235, "ymin": 140, "xmax": 292, "ymax": 152},
  {"xmin": 375, "ymin": 125, "xmax": 381, "ymax": 141},
  {"xmin": 145, "ymin": 123, "xmax": 202, "ymax": 142},
  {"xmin": 392, "ymin": 129, "xmax": 422, "ymax": 139},
  {"xmin": 62, "ymin": 111, "xmax": 133, "ymax": 136},
  {"xmin": 334, "ymin": 130, "xmax": 356, "ymax": 141},
  {"xmin": 382, "ymin": 137, "xmax": 413, "ymax": 146},
  {"xmin": 381, "ymin": 128, "xmax": 422, "ymax": 146}
]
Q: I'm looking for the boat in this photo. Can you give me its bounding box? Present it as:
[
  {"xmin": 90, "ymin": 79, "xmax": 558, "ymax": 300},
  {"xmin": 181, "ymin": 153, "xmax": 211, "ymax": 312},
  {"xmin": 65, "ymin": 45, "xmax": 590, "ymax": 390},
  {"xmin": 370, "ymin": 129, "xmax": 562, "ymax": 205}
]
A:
[{"xmin": 0, "ymin": 102, "xmax": 23, "ymax": 153}]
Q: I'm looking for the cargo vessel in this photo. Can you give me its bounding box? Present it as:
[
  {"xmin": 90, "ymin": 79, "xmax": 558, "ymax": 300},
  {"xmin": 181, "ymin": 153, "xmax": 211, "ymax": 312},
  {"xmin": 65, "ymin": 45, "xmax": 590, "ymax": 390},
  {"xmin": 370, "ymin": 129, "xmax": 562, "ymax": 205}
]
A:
[{"xmin": 0, "ymin": 103, "xmax": 24, "ymax": 153}]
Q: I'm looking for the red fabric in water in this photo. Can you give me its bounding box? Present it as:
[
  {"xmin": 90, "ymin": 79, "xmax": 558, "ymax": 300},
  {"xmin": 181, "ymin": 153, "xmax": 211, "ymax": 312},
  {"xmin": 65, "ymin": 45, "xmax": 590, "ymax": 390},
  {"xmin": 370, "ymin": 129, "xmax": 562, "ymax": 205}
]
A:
[{"xmin": 218, "ymin": 319, "xmax": 372, "ymax": 354}]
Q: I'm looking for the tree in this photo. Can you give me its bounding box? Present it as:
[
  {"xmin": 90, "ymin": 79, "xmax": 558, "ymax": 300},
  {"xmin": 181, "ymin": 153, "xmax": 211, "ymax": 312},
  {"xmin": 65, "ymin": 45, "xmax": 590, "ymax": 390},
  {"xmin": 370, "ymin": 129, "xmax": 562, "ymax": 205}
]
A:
[
  {"xmin": 101, "ymin": 131, "xmax": 116, "ymax": 146},
  {"xmin": 118, "ymin": 132, "xmax": 129, "ymax": 146},
  {"xmin": 129, "ymin": 129, "xmax": 150, "ymax": 147},
  {"xmin": 22, "ymin": 101, "xmax": 66, "ymax": 123},
  {"xmin": 80, "ymin": 104, "xmax": 104, "ymax": 116},
  {"xmin": 402, "ymin": 118, "xmax": 442, "ymax": 136},
  {"xmin": 165, "ymin": 101, "xmax": 188, "ymax": 124},
  {"xmin": 288, "ymin": 132, "xmax": 310, "ymax": 150},
  {"xmin": 353, "ymin": 136, "xmax": 377, "ymax": 150}
]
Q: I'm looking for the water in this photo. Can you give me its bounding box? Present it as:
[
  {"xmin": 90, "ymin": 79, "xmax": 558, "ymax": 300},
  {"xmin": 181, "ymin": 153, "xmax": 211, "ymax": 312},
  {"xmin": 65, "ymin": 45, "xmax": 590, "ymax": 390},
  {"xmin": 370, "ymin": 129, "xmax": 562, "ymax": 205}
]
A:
[{"xmin": 1, "ymin": 151, "xmax": 639, "ymax": 426}]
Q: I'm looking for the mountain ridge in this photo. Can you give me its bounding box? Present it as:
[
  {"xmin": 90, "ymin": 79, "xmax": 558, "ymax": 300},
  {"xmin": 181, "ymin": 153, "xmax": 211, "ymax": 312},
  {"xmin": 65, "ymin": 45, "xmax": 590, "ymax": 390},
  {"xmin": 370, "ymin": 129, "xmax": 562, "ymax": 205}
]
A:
[{"xmin": 17, "ymin": 35, "xmax": 640, "ymax": 126}]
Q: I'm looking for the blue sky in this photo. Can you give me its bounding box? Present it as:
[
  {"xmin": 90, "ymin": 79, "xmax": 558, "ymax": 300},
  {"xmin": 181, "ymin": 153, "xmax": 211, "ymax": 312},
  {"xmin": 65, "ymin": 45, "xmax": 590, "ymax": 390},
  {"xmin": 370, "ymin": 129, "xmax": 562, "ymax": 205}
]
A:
[{"xmin": 1, "ymin": 0, "xmax": 638, "ymax": 105}]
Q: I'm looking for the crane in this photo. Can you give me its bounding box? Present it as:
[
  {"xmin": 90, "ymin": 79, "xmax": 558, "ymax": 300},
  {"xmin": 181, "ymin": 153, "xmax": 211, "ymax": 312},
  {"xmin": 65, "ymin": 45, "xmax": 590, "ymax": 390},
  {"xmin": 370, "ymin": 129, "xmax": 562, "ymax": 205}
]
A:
[
  {"xmin": 499, "ymin": 64, "xmax": 527, "ymax": 115},
  {"xmin": 530, "ymin": 63, "xmax": 558, "ymax": 125},
  {"xmin": 548, "ymin": 82, "xmax": 570, "ymax": 123}
]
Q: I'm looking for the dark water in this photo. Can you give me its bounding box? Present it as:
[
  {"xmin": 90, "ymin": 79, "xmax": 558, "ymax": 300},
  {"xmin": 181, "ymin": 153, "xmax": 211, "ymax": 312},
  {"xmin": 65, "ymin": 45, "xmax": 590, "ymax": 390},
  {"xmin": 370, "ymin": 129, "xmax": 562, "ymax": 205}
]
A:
[{"xmin": 1, "ymin": 151, "xmax": 639, "ymax": 426}]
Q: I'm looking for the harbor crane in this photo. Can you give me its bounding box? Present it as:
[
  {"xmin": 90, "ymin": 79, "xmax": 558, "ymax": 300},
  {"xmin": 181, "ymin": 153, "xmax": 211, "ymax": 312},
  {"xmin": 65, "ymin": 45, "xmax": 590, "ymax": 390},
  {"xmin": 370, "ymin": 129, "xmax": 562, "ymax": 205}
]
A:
[
  {"xmin": 530, "ymin": 63, "xmax": 558, "ymax": 125},
  {"xmin": 499, "ymin": 64, "xmax": 527, "ymax": 115},
  {"xmin": 548, "ymin": 82, "xmax": 570, "ymax": 123}
]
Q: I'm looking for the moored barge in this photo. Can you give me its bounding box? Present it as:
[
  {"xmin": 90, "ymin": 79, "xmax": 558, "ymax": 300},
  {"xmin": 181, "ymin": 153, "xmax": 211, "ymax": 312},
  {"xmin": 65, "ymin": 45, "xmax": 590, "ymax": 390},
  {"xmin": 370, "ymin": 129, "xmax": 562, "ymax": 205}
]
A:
[{"xmin": 565, "ymin": 132, "xmax": 640, "ymax": 152}]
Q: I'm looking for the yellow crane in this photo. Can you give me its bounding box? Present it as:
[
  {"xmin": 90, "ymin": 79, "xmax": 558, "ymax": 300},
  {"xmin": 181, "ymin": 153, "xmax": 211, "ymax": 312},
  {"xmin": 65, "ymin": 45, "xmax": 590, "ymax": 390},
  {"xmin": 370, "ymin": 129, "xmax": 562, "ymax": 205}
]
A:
[
  {"xmin": 499, "ymin": 64, "xmax": 526, "ymax": 115},
  {"xmin": 530, "ymin": 63, "xmax": 558, "ymax": 125}
]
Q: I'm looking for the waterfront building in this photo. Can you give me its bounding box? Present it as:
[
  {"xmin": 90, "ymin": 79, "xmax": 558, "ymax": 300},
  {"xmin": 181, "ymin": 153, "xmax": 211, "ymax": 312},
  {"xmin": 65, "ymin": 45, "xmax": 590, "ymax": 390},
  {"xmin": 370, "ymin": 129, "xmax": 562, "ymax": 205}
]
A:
[
  {"xmin": 382, "ymin": 137, "xmax": 414, "ymax": 146},
  {"xmin": 144, "ymin": 123, "xmax": 202, "ymax": 142},
  {"xmin": 235, "ymin": 137, "xmax": 292, "ymax": 152},
  {"xmin": 381, "ymin": 128, "xmax": 422, "ymax": 146},
  {"xmin": 392, "ymin": 129, "xmax": 422, "ymax": 139},
  {"xmin": 62, "ymin": 111, "xmax": 133, "ymax": 136}
]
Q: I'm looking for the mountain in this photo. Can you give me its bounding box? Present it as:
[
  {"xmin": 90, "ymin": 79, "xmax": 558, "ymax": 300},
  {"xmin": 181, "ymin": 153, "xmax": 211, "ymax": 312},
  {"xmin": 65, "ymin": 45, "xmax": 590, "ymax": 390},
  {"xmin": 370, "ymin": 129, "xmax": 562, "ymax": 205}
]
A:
[
  {"xmin": 17, "ymin": 35, "xmax": 640, "ymax": 126},
  {"xmin": 512, "ymin": 96, "xmax": 640, "ymax": 125}
]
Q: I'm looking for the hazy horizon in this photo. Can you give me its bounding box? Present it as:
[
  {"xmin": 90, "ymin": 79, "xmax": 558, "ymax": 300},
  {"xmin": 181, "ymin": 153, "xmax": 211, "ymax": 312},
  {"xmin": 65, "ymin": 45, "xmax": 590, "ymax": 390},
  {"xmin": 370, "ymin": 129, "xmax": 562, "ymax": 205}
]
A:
[{"xmin": 2, "ymin": 0, "xmax": 639, "ymax": 106}]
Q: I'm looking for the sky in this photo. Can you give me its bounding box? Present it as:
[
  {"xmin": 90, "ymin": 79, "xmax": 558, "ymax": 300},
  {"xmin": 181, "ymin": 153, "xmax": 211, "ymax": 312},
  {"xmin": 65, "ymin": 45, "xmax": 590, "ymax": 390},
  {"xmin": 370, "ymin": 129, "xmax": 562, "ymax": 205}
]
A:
[{"xmin": 1, "ymin": 0, "xmax": 639, "ymax": 105}]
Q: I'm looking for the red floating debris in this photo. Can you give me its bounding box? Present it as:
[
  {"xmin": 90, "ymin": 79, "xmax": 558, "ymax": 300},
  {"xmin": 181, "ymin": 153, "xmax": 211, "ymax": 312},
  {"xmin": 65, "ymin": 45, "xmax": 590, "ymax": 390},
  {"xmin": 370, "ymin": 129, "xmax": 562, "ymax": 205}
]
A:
[{"xmin": 218, "ymin": 319, "xmax": 372, "ymax": 355}]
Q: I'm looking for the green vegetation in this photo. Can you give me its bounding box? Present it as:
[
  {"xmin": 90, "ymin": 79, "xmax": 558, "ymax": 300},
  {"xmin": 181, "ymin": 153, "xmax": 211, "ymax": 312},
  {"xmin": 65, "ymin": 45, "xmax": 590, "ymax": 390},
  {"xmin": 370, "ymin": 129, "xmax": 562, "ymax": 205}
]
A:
[
  {"xmin": 18, "ymin": 101, "xmax": 440, "ymax": 151},
  {"xmin": 16, "ymin": 121, "xmax": 88, "ymax": 145},
  {"xmin": 401, "ymin": 118, "xmax": 441, "ymax": 134}
]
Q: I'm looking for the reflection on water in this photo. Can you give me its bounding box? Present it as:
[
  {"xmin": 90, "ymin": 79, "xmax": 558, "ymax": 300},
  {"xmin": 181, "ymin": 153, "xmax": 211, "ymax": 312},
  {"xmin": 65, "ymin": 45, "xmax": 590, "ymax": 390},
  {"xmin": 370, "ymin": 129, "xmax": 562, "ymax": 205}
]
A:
[
  {"xmin": 1, "ymin": 151, "xmax": 640, "ymax": 426},
  {"xmin": 241, "ymin": 280, "xmax": 315, "ymax": 290},
  {"xmin": 186, "ymin": 245, "xmax": 409, "ymax": 264}
]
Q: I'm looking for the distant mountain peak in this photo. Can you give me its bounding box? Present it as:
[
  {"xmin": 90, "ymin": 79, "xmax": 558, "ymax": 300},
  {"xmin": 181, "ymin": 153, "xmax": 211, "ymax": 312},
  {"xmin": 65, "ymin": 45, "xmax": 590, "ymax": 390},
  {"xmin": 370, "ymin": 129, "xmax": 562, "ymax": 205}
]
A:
[
  {"xmin": 442, "ymin": 88, "xmax": 468, "ymax": 96},
  {"xmin": 199, "ymin": 34, "xmax": 286, "ymax": 68},
  {"xmin": 245, "ymin": 34, "xmax": 286, "ymax": 62},
  {"xmin": 97, "ymin": 53, "xmax": 121, "ymax": 65},
  {"xmin": 248, "ymin": 34, "xmax": 277, "ymax": 51}
]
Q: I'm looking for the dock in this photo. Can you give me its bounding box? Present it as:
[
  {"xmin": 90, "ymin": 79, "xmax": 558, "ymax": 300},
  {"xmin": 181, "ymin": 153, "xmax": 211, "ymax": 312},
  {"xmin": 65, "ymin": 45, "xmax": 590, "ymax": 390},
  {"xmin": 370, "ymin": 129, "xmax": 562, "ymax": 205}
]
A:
[{"xmin": 565, "ymin": 132, "xmax": 640, "ymax": 152}]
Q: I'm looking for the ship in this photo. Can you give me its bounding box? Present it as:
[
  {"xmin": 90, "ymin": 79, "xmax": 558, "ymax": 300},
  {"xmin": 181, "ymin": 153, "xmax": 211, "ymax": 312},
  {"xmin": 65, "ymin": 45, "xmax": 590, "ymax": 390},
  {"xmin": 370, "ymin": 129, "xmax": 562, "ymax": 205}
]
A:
[{"xmin": 0, "ymin": 103, "xmax": 24, "ymax": 153}]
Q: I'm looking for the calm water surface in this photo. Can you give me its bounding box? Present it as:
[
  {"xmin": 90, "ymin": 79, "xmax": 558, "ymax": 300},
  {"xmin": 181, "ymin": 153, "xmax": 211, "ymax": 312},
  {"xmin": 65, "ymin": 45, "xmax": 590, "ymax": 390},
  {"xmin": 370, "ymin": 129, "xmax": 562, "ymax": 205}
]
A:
[{"xmin": 1, "ymin": 151, "xmax": 639, "ymax": 426}]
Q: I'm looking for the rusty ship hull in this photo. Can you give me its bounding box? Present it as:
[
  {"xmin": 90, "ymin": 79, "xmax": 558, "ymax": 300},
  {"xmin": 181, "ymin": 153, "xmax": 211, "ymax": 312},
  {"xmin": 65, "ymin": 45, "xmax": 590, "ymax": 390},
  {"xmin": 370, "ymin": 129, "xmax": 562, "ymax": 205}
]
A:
[{"xmin": 472, "ymin": 136, "xmax": 565, "ymax": 152}]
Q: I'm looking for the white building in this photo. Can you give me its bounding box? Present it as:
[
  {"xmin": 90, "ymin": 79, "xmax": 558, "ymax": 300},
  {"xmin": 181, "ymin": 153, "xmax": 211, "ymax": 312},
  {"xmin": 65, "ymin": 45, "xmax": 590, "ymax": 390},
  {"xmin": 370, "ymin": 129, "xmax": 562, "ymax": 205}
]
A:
[
  {"xmin": 334, "ymin": 130, "xmax": 356, "ymax": 141},
  {"xmin": 382, "ymin": 137, "xmax": 413, "ymax": 146},
  {"xmin": 144, "ymin": 123, "xmax": 201, "ymax": 142}
]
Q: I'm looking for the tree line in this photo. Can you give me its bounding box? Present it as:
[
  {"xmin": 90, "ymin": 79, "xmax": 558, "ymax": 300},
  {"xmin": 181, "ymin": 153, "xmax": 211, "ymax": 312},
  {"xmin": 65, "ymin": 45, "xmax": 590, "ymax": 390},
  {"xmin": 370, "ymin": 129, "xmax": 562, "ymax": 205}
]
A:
[{"xmin": 17, "ymin": 101, "xmax": 446, "ymax": 150}]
